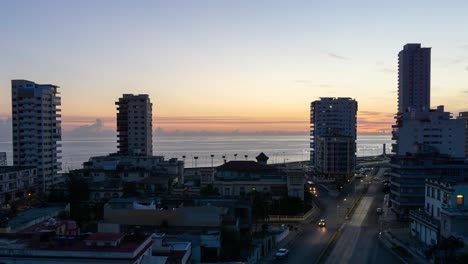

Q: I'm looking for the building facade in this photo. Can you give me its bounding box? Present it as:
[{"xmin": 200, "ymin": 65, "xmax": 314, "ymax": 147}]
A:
[
  {"xmin": 410, "ymin": 179, "xmax": 468, "ymax": 252},
  {"xmin": 315, "ymin": 136, "xmax": 354, "ymax": 181},
  {"xmin": 0, "ymin": 166, "xmax": 37, "ymax": 204},
  {"xmin": 392, "ymin": 106, "xmax": 466, "ymax": 158},
  {"xmin": 389, "ymin": 154, "xmax": 468, "ymax": 219},
  {"xmin": 398, "ymin": 43, "xmax": 431, "ymax": 113},
  {"xmin": 310, "ymin": 97, "xmax": 357, "ymax": 181},
  {"xmin": 116, "ymin": 94, "xmax": 153, "ymax": 156},
  {"xmin": 11, "ymin": 80, "xmax": 62, "ymax": 192},
  {"xmin": 458, "ymin": 111, "xmax": 468, "ymax": 158}
]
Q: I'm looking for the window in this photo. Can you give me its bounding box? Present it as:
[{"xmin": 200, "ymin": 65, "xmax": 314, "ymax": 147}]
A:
[{"xmin": 457, "ymin": 195, "xmax": 464, "ymax": 206}]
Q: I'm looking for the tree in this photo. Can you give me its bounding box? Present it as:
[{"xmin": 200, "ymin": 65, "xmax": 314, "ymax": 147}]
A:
[
  {"xmin": 200, "ymin": 184, "xmax": 219, "ymax": 196},
  {"xmin": 250, "ymin": 191, "xmax": 270, "ymax": 232},
  {"xmin": 68, "ymin": 174, "xmax": 90, "ymax": 202}
]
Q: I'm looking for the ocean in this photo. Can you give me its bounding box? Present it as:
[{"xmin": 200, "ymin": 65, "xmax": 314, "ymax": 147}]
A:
[{"xmin": 0, "ymin": 134, "xmax": 392, "ymax": 171}]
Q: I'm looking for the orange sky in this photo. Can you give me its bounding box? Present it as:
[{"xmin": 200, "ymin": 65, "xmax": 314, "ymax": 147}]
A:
[{"xmin": 58, "ymin": 111, "xmax": 395, "ymax": 134}]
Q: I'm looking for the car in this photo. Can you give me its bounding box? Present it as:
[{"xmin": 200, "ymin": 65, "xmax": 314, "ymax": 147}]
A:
[
  {"xmin": 376, "ymin": 207, "xmax": 383, "ymax": 214},
  {"xmin": 275, "ymin": 248, "xmax": 289, "ymax": 259},
  {"xmin": 382, "ymin": 180, "xmax": 390, "ymax": 184},
  {"xmin": 318, "ymin": 219, "xmax": 326, "ymax": 227}
]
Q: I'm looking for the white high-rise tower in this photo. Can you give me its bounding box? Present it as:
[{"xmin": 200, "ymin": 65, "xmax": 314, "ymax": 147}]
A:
[{"xmin": 11, "ymin": 80, "xmax": 62, "ymax": 192}]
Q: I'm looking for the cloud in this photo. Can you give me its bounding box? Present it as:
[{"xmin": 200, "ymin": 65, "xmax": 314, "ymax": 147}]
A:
[
  {"xmin": 328, "ymin": 53, "xmax": 348, "ymax": 60},
  {"xmin": 465, "ymin": 66, "xmax": 468, "ymax": 71},
  {"xmin": 380, "ymin": 68, "xmax": 396, "ymax": 73},
  {"xmin": 64, "ymin": 118, "xmax": 115, "ymax": 138},
  {"xmin": 357, "ymin": 111, "xmax": 395, "ymax": 133},
  {"xmin": 462, "ymin": 90, "xmax": 468, "ymax": 94}
]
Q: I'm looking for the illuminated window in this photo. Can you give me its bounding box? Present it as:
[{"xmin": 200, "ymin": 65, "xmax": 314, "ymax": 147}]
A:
[{"xmin": 457, "ymin": 195, "xmax": 464, "ymax": 206}]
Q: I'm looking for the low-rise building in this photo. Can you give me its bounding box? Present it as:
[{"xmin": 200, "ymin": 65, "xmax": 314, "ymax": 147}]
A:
[
  {"xmin": 410, "ymin": 179, "xmax": 468, "ymax": 250},
  {"xmin": 204, "ymin": 153, "xmax": 305, "ymax": 200},
  {"xmin": 440, "ymin": 182, "xmax": 468, "ymax": 253},
  {"xmin": 389, "ymin": 153, "xmax": 468, "ymax": 219},
  {"xmin": 0, "ymin": 232, "xmax": 156, "ymax": 264},
  {"xmin": 0, "ymin": 205, "xmax": 67, "ymax": 233},
  {"xmin": 0, "ymin": 166, "xmax": 37, "ymax": 204}
]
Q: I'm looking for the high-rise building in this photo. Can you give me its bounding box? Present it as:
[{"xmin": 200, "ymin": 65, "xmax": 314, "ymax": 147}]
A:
[
  {"xmin": 115, "ymin": 94, "xmax": 153, "ymax": 156},
  {"xmin": 310, "ymin": 97, "xmax": 358, "ymax": 182},
  {"xmin": 458, "ymin": 111, "xmax": 468, "ymax": 158},
  {"xmin": 11, "ymin": 80, "xmax": 62, "ymax": 192},
  {"xmin": 390, "ymin": 44, "xmax": 468, "ymax": 220},
  {"xmin": 0, "ymin": 152, "xmax": 6, "ymax": 166},
  {"xmin": 398, "ymin": 43, "xmax": 431, "ymax": 113}
]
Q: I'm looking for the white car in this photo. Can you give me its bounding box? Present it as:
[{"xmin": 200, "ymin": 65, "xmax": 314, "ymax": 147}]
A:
[
  {"xmin": 275, "ymin": 248, "xmax": 289, "ymax": 259},
  {"xmin": 376, "ymin": 207, "xmax": 383, "ymax": 214}
]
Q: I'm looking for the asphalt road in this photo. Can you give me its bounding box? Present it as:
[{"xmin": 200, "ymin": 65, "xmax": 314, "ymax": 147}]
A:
[
  {"xmin": 266, "ymin": 180, "xmax": 365, "ymax": 264},
  {"xmin": 326, "ymin": 176, "xmax": 402, "ymax": 264}
]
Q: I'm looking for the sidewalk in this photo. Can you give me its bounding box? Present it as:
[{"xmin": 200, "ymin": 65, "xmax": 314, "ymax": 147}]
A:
[{"xmin": 378, "ymin": 193, "xmax": 429, "ymax": 263}]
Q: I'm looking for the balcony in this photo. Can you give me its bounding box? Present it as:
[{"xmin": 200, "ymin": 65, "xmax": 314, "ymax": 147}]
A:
[
  {"xmin": 410, "ymin": 209, "xmax": 440, "ymax": 229},
  {"xmin": 441, "ymin": 207, "xmax": 468, "ymax": 217}
]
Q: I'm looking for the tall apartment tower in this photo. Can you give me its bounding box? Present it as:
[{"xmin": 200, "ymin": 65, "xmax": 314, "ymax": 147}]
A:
[
  {"xmin": 398, "ymin": 43, "xmax": 431, "ymax": 113},
  {"xmin": 116, "ymin": 94, "xmax": 153, "ymax": 156},
  {"xmin": 310, "ymin": 97, "xmax": 358, "ymax": 182},
  {"xmin": 11, "ymin": 80, "xmax": 62, "ymax": 193}
]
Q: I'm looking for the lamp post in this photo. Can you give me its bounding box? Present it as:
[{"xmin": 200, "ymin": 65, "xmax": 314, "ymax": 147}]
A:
[
  {"xmin": 194, "ymin": 156, "xmax": 199, "ymax": 168},
  {"xmin": 234, "ymin": 153, "xmax": 238, "ymax": 160},
  {"xmin": 244, "ymin": 155, "xmax": 248, "ymax": 160},
  {"xmin": 210, "ymin": 154, "xmax": 214, "ymax": 168}
]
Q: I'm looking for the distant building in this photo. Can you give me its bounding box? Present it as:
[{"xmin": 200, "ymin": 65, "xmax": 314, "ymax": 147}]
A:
[
  {"xmin": 458, "ymin": 111, "xmax": 468, "ymax": 158},
  {"xmin": 69, "ymin": 154, "xmax": 184, "ymax": 199},
  {"xmin": 392, "ymin": 106, "xmax": 466, "ymax": 158},
  {"xmin": 310, "ymin": 97, "xmax": 357, "ymax": 182},
  {"xmin": 11, "ymin": 80, "xmax": 62, "ymax": 192},
  {"xmin": 0, "ymin": 166, "xmax": 37, "ymax": 204},
  {"xmin": 410, "ymin": 179, "xmax": 468, "ymax": 253},
  {"xmin": 203, "ymin": 153, "xmax": 305, "ymax": 200},
  {"xmin": 398, "ymin": 43, "xmax": 431, "ymax": 113},
  {"xmin": 116, "ymin": 94, "xmax": 153, "ymax": 156},
  {"xmin": 315, "ymin": 136, "xmax": 355, "ymax": 182},
  {"xmin": 0, "ymin": 152, "xmax": 6, "ymax": 166}
]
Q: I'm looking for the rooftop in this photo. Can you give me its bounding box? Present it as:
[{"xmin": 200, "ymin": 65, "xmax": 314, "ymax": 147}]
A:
[
  {"xmin": 217, "ymin": 161, "xmax": 276, "ymax": 172},
  {"xmin": 0, "ymin": 233, "xmax": 153, "ymax": 255},
  {"xmin": 5, "ymin": 206, "xmax": 66, "ymax": 231}
]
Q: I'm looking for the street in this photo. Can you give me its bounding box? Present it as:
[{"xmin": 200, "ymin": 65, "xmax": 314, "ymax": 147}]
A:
[
  {"xmin": 326, "ymin": 176, "xmax": 401, "ymax": 264},
  {"xmin": 263, "ymin": 168, "xmax": 403, "ymax": 264}
]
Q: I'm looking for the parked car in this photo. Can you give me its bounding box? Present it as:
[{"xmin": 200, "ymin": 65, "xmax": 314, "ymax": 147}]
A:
[
  {"xmin": 275, "ymin": 248, "xmax": 289, "ymax": 259},
  {"xmin": 376, "ymin": 207, "xmax": 383, "ymax": 214}
]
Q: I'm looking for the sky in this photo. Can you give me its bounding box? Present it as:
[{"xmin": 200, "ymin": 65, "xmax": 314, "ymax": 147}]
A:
[{"xmin": 1, "ymin": 0, "xmax": 468, "ymax": 135}]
